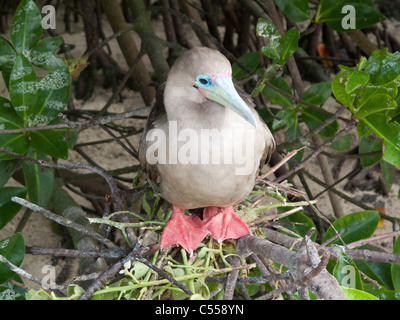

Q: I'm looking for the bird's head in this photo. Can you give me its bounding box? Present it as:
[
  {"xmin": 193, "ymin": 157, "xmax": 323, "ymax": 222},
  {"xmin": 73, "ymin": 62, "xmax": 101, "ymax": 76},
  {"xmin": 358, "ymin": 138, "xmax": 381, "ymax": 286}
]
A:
[{"xmin": 164, "ymin": 47, "xmax": 257, "ymax": 127}]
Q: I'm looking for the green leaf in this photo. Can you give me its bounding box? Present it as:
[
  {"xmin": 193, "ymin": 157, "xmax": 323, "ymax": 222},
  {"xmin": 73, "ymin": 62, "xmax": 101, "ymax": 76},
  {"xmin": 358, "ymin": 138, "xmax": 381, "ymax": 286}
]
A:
[
  {"xmin": 274, "ymin": 0, "xmax": 310, "ymax": 22},
  {"xmin": 256, "ymin": 18, "xmax": 278, "ymax": 38},
  {"xmin": 285, "ymin": 111, "xmax": 304, "ymax": 163},
  {"xmin": 0, "ymin": 233, "xmax": 25, "ymax": 283},
  {"xmin": 0, "ymin": 36, "xmax": 16, "ymax": 68},
  {"xmin": 0, "ymin": 36, "xmax": 16, "ymax": 88},
  {"xmin": 345, "ymin": 71, "xmax": 370, "ymax": 93},
  {"xmin": 10, "ymin": 0, "xmax": 42, "ymax": 53},
  {"xmin": 332, "ymin": 71, "xmax": 355, "ymax": 110},
  {"xmin": 31, "ymin": 64, "xmax": 71, "ymax": 125},
  {"xmin": 278, "ymin": 209, "xmax": 316, "ymax": 241},
  {"xmin": 263, "ymin": 77, "xmax": 292, "ymax": 108},
  {"xmin": 392, "ymin": 236, "xmax": 400, "ymax": 291},
  {"xmin": 281, "ymin": 28, "xmax": 300, "ymax": 60},
  {"xmin": 333, "ymin": 252, "xmax": 363, "ymax": 290},
  {"xmin": 0, "ymin": 187, "xmax": 27, "ymax": 229},
  {"xmin": 322, "ymin": 210, "xmax": 380, "ymax": 246},
  {"xmin": 232, "ymin": 52, "xmax": 261, "ymax": 79},
  {"xmin": 22, "ymin": 148, "xmax": 54, "ymax": 207},
  {"xmin": 359, "ymin": 136, "xmax": 382, "ymax": 168},
  {"xmin": 353, "ymin": 85, "xmax": 397, "ymax": 119},
  {"xmin": 301, "ymin": 81, "xmax": 332, "ymax": 106},
  {"xmin": 361, "ymin": 115, "xmax": 400, "ymax": 167},
  {"xmin": 356, "ymin": 255, "xmax": 394, "ymax": 290},
  {"xmin": 30, "ymin": 37, "xmax": 65, "ymax": 71},
  {"xmin": 0, "ymin": 97, "xmax": 29, "ymax": 160},
  {"xmin": 301, "ymin": 107, "xmax": 339, "ymax": 141},
  {"xmin": 261, "ymin": 30, "xmax": 283, "ymax": 62},
  {"xmin": 380, "ymin": 159, "xmax": 395, "ymax": 193},
  {"xmin": 364, "ymin": 49, "xmax": 400, "ymax": 85},
  {"xmin": 0, "ymin": 159, "xmax": 19, "ymax": 187},
  {"xmin": 330, "ymin": 134, "xmax": 351, "ymax": 151},
  {"xmin": 30, "ymin": 129, "xmax": 68, "ymax": 159},
  {"xmin": 341, "ymin": 287, "xmax": 379, "ymax": 300},
  {"xmin": 321, "ymin": 2, "xmax": 386, "ymax": 32},
  {"xmin": 375, "ymin": 290, "xmax": 400, "ymax": 300},
  {"xmin": 9, "ymin": 54, "xmax": 37, "ymax": 124}
]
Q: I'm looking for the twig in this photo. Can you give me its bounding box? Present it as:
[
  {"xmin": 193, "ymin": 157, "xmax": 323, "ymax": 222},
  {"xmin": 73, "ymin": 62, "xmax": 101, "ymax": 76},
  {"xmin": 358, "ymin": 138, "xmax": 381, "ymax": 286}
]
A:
[
  {"xmin": 11, "ymin": 197, "xmax": 118, "ymax": 249},
  {"xmin": 0, "ymin": 254, "xmax": 65, "ymax": 291},
  {"xmin": 274, "ymin": 119, "xmax": 356, "ymax": 183},
  {"xmin": 1, "ymin": 147, "xmax": 123, "ymax": 210},
  {"xmin": 0, "ymin": 107, "xmax": 151, "ymax": 134},
  {"xmin": 26, "ymin": 246, "xmax": 130, "ymax": 259}
]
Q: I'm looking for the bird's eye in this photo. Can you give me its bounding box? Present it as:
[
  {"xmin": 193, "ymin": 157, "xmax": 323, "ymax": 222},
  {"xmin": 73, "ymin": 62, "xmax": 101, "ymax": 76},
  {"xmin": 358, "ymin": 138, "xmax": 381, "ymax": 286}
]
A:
[
  {"xmin": 199, "ymin": 78, "xmax": 208, "ymax": 85},
  {"xmin": 196, "ymin": 75, "xmax": 213, "ymax": 87}
]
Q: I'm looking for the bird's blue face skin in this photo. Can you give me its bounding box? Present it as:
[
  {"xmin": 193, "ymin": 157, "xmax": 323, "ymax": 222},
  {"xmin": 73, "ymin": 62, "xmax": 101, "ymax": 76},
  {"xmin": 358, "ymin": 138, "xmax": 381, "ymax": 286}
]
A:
[{"xmin": 194, "ymin": 74, "xmax": 257, "ymax": 128}]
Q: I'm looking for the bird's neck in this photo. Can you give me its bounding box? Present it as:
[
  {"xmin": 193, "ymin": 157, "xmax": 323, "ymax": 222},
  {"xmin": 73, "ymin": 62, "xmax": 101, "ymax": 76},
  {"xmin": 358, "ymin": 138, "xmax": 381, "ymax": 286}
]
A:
[{"xmin": 166, "ymin": 101, "xmax": 228, "ymax": 130}]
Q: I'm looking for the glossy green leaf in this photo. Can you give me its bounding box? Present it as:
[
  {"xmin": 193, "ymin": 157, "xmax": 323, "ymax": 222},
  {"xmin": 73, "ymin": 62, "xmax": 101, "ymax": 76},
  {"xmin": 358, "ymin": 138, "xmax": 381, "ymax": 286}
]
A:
[
  {"xmin": 321, "ymin": 2, "xmax": 385, "ymax": 33},
  {"xmin": 333, "ymin": 252, "xmax": 363, "ymax": 290},
  {"xmin": 341, "ymin": 287, "xmax": 379, "ymax": 300},
  {"xmin": 0, "ymin": 36, "xmax": 16, "ymax": 88},
  {"xmin": 353, "ymin": 82, "xmax": 397, "ymax": 119},
  {"xmin": 0, "ymin": 233, "xmax": 25, "ymax": 283},
  {"xmin": 332, "ymin": 71, "xmax": 355, "ymax": 110},
  {"xmin": 8, "ymin": 54, "xmax": 37, "ymax": 123},
  {"xmin": 301, "ymin": 81, "xmax": 332, "ymax": 106},
  {"xmin": 285, "ymin": 111, "xmax": 303, "ymax": 163},
  {"xmin": 361, "ymin": 115, "xmax": 400, "ymax": 167},
  {"xmin": 30, "ymin": 37, "xmax": 65, "ymax": 71},
  {"xmin": 322, "ymin": 210, "xmax": 380, "ymax": 246},
  {"xmin": 359, "ymin": 136, "xmax": 382, "ymax": 168},
  {"xmin": 22, "ymin": 148, "xmax": 54, "ymax": 207},
  {"xmin": 375, "ymin": 290, "xmax": 400, "ymax": 300},
  {"xmin": 0, "ymin": 159, "xmax": 19, "ymax": 187},
  {"xmin": 256, "ymin": 18, "xmax": 278, "ymax": 38},
  {"xmin": 263, "ymin": 77, "xmax": 292, "ymax": 108},
  {"xmin": 31, "ymin": 64, "xmax": 71, "ymax": 125},
  {"xmin": 278, "ymin": 209, "xmax": 316, "ymax": 241},
  {"xmin": 301, "ymin": 107, "xmax": 339, "ymax": 141},
  {"xmin": 392, "ymin": 236, "xmax": 400, "ymax": 291},
  {"xmin": 364, "ymin": 49, "xmax": 400, "ymax": 85},
  {"xmin": 0, "ymin": 187, "xmax": 27, "ymax": 229},
  {"xmin": 0, "ymin": 97, "xmax": 29, "ymax": 160},
  {"xmin": 232, "ymin": 52, "xmax": 261, "ymax": 79},
  {"xmin": 330, "ymin": 134, "xmax": 351, "ymax": 151},
  {"xmin": 281, "ymin": 28, "xmax": 300, "ymax": 60},
  {"xmin": 274, "ymin": 0, "xmax": 310, "ymax": 22},
  {"xmin": 345, "ymin": 71, "xmax": 370, "ymax": 93},
  {"xmin": 356, "ymin": 255, "xmax": 394, "ymax": 290},
  {"xmin": 30, "ymin": 129, "xmax": 69, "ymax": 159},
  {"xmin": 10, "ymin": 0, "xmax": 42, "ymax": 53},
  {"xmin": 380, "ymin": 159, "xmax": 395, "ymax": 193},
  {"xmin": 261, "ymin": 31, "xmax": 283, "ymax": 62},
  {"xmin": 0, "ymin": 36, "xmax": 16, "ymax": 68}
]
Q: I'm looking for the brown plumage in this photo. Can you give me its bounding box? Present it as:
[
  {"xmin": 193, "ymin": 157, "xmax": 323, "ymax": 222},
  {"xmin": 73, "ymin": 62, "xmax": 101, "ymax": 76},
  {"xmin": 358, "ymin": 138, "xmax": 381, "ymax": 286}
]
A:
[{"xmin": 139, "ymin": 47, "xmax": 275, "ymax": 253}]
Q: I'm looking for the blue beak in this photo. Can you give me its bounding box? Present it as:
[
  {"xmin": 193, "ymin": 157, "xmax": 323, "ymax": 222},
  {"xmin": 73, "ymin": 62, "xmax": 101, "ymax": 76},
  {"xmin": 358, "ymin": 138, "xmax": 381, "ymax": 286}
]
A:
[{"xmin": 201, "ymin": 76, "xmax": 257, "ymax": 128}]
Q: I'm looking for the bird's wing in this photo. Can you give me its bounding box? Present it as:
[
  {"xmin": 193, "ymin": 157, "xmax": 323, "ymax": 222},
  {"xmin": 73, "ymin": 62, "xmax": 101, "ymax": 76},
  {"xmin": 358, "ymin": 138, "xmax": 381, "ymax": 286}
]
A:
[
  {"xmin": 138, "ymin": 84, "xmax": 167, "ymax": 184},
  {"xmin": 235, "ymin": 85, "xmax": 276, "ymax": 171}
]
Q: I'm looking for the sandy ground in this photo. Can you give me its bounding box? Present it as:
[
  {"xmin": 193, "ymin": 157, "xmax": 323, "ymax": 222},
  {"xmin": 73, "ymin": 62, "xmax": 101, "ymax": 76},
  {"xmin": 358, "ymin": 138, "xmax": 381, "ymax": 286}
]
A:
[{"xmin": 0, "ymin": 7, "xmax": 400, "ymax": 292}]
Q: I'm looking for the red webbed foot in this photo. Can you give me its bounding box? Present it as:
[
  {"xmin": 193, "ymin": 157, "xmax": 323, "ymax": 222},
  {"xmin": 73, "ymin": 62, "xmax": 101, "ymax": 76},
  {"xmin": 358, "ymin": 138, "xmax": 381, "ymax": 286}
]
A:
[
  {"xmin": 160, "ymin": 206, "xmax": 209, "ymax": 254},
  {"xmin": 203, "ymin": 206, "xmax": 250, "ymax": 242}
]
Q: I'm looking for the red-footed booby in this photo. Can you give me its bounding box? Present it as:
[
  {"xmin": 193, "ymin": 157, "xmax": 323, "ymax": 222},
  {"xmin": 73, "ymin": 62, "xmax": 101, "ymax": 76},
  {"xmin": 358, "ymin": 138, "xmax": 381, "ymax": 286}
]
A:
[{"xmin": 139, "ymin": 47, "xmax": 275, "ymax": 254}]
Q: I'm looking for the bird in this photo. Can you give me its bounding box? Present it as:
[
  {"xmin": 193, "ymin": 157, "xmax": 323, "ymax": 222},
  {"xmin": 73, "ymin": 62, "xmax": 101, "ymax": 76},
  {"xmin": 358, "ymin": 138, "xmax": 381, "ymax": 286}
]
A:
[{"xmin": 139, "ymin": 47, "xmax": 275, "ymax": 255}]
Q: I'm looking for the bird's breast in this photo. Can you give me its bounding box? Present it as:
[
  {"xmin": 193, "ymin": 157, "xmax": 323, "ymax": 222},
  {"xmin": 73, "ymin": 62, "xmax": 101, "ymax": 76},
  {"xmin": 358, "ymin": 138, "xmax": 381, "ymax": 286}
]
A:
[{"xmin": 152, "ymin": 113, "xmax": 265, "ymax": 209}]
